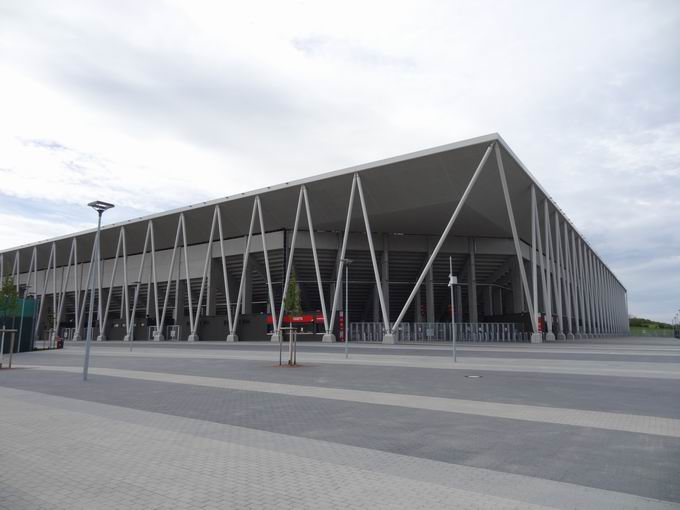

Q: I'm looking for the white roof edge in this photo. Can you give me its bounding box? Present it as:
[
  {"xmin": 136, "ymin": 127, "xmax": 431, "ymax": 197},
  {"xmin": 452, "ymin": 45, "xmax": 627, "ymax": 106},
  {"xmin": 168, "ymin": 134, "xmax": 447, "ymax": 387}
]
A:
[{"xmin": 1, "ymin": 133, "xmax": 499, "ymax": 252}]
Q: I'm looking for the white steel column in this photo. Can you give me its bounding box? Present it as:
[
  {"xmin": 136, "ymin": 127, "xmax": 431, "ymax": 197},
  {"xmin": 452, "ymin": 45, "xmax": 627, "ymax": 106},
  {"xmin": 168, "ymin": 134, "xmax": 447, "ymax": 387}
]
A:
[
  {"xmin": 229, "ymin": 200, "xmax": 258, "ymax": 342},
  {"xmin": 425, "ymin": 239, "xmax": 435, "ymax": 323},
  {"xmin": 55, "ymin": 239, "xmax": 77, "ymax": 334},
  {"xmin": 592, "ymin": 255, "xmax": 603, "ymax": 336},
  {"xmin": 608, "ymin": 270, "xmax": 616, "ymax": 334},
  {"xmin": 586, "ymin": 247, "xmax": 600, "ymax": 336},
  {"xmin": 468, "ymin": 238, "xmax": 478, "ymax": 324},
  {"xmin": 553, "ymin": 212, "xmax": 565, "ymax": 339},
  {"xmin": 599, "ymin": 262, "xmax": 610, "ymax": 335},
  {"xmin": 75, "ymin": 238, "xmax": 97, "ymax": 341},
  {"xmin": 390, "ymin": 143, "xmax": 495, "ymax": 337},
  {"xmin": 624, "ymin": 289, "xmax": 629, "ymax": 334},
  {"xmin": 571, "ymin": 230, "xmax": 584, "ymax": 338},
  {"xmin": 12, "ymin": 251, "xmax": 19, "ymax": 291},
  {"xmin": 276, "ymin": 188, "xmax": 305, "ymax": 342},
  {"xmin": 179, "ymin": 214, "xmax": 194, "ymax": 339},
  {"xmin": 496, "ymin": 143, "xmax": 538, "ymax": 337},
  {"xmin": 189, "ymin": 207, "xmax": 219, "ymax": 342},
  {"xmin": 121, "ymin": 228, "xmax": 129, "ymax": 340},
  {"xmin": 599, "ymin": 260, "xmax": 607, "ymax": 335},
  {"xmin": 577, "ymin": 238, "xmax": 588, "ymax": 336},
  {"xmin": 72, "ymin": 241, "xmax": 79, "ymax": 336},
  {"xmin": 579, "ymin": 239, "xmax": 593, "ymax": 337},
  {"xmin": 158, "ymin": 218, "xmax": 183, "ymax": 341},
  {"xmin": 51, "ymin": 243, "xmax": 57, "ymax": 342},
  {"xmin": 302, "ymin": 187, "xmax": 329, "ymax": 333},
  {"xmin": 562, "ymin": 222, "xmax": 574, "ymax": 339},
  {"xmin": 256, "ymin": 196, "xmax": 278, "ymax": 343},
  {"xmin": 588, "ymin": 250, "xmax": 597, "ymax": 334},
  {"xmin": 216, "ymin": 206, "xmax": 234, "ymax": 335},
  {"xmin": 542, "ymin": 201, "xmax": 555, "ymax": 340},
  {"xmin": 47, "ymin": 243, "xmax": 57, "ymax": 344},
  {"xmin": 329, "ymin": 175, "xmax": 357, "ymax": 336},
  {"xmin": 149, "ymin": 221, "xmax": 160, "ymax": 333},
  {"xmin": 381, "ymin": 235, "xmax": 390, "ymax": 323},
  {"xmin": 356, "ymin": 175, "xmax": 391, "ymax": 342},
  {"xmin": 35, "ymin": 243, "xmax": 55, "ymax": 342},
  {"xmin": 530, "ymin": 186, "xmax": 538, "ymax": 335},
  {"xmin": 99, "ymin": 229, "xmax": 124, "ymax": 341},
  {"xmin": 124, "ymin": 221, "xmax": 153, "ymax": 342},
  {"xmin": 532, "ymin": 198, "xmax": 549, "ymax": 339}
]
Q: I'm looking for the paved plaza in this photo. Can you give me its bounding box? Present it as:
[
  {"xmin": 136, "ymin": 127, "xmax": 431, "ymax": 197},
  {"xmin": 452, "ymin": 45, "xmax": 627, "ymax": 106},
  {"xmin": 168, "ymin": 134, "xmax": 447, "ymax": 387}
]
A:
[{"xmin": 1, "ymin": 338, "xmax": 679, "ymax": 509}]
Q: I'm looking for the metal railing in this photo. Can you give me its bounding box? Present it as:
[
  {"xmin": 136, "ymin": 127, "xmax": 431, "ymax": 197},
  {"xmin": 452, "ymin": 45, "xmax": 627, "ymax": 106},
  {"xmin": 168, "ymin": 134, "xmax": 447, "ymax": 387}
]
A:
[
  {"xmin": 148, "ymin": 325, "xmax": 182, "ymax": 341},
  {"xmin": 61, "ymin": 327, "xmax": 79, "ymax": 341},
  {"xmin": 350, "ymin": 322, "xmax": 528, "ymax": 343}
]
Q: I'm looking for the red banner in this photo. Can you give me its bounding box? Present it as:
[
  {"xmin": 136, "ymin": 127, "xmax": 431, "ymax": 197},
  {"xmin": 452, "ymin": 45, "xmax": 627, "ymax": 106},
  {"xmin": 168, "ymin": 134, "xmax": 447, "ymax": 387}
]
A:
[{"xmin": 266, "ymin": 313, "xmax": 322, "ymax": 324}]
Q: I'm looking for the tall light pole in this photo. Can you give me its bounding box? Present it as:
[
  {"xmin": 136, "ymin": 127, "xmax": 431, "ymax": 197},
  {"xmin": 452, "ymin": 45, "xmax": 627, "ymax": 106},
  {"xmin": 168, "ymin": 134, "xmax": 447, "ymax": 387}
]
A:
[
  {"xmin": 83, "ymin": 200, "xmax": 114, "ymax": 381},
  {"xmin": 448, "ymin": 256, "xmax": 458, "ymax": 362},
  {"xmin": 341, "ymin": 258, "xmax": 353, "ymax": 358}
]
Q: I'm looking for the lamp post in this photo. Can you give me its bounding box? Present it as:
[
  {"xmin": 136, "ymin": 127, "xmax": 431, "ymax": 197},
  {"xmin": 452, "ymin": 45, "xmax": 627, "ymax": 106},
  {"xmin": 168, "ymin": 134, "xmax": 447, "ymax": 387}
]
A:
[
  {"xmin": 341, "ymin": 258, "xmax": 353, "ymax": 358},
  {"xmin": 448, "ymin": 256, "xmax": 458, "ymax": 362},
  {"xmin": 83, "ymin": 200, "xmax": 114, "ymax": 381}
]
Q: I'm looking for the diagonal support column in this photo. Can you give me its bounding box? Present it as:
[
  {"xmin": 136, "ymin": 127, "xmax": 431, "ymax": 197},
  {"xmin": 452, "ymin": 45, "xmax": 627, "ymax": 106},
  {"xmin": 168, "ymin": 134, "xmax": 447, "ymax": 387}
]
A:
[
  {"xmin": 228, "ymin": 200, "xmax": 259, "ymax": 342},
  {"xmin": 302, "ymin": 186, "xmax": 329, "ymax": 335},
  {"xmin": 356, "ymin": 175, "xmax": 391, "ymax": 342},
  {"xmin": 188, "ymin": 207, "xmax": 219, "ymax": 342},
  {"xmin": 329, "ymin": 175, "xmax": 357, "ymax": 337},
  {"xmin": 275, "ymin": 188, "xmax": 305, "ymax": 343},
  {"xmin": 496, "ymin": 144, "xmax": 538, "ymax": 337},
  {"xmin": 256, "ymin": 196, "xmax": 278, "ymax": 342},
  {"xmin": 157, "ymin": 219, "xmax": 183, "ymax": 341},
  {"xmin": 391, "ymin": 143, "xmax": 495, "ymax": 336},
  {"xmin": 98, "ymin": 229, "xmax": 125, "ymax": 341}
]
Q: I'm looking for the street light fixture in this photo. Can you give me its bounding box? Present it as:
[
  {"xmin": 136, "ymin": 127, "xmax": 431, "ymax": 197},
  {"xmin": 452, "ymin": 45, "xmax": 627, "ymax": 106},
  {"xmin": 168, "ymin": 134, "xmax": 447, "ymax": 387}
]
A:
[
  {"xmin": 83, "ymin": 200, "xmax": 114, "ymax": 381},
  {"xmin": 340, "ymin": 258, "xmax": 353, "ymax": 358}
]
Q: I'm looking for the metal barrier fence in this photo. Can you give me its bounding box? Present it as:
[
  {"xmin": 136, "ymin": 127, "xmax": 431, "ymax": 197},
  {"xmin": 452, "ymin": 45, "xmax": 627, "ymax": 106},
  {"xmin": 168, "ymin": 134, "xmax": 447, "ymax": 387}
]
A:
[
  {"xmin": 61, "ymin": 328, "xmax": 79, "ymax": 341},
  {"xmin": 350, "ymin": 322, "xmax": 529, "ymax": 343},
  {"xmin": 150, "ymin": 325, "xmax": 182, "ymax": 341}
]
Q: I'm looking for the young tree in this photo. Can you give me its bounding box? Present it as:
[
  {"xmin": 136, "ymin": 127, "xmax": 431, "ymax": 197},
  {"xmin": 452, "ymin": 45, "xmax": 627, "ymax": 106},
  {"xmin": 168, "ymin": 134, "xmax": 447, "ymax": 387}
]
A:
[
  {"xmin": 283, "ymin": 272, "xmax": 302, "ymax": 316},
  {"xmin": 0, "ymin": 276, "xmax": 20, "ymax": 355},
  {"xmin": 0, "ymin": 276, "xmax": 19, "ymax": 329},
  {"xmin": 282, "ymin": 272, "xmax": 303, "ymax": 365}
]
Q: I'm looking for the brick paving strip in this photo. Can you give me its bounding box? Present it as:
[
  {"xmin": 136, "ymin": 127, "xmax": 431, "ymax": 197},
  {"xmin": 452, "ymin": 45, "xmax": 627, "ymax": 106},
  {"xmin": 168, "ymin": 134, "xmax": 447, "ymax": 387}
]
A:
[
  {"xmin": 52, "ymin": 345, "xmax": 680, "ymax": 380},
  {"xmin": 17, "ymin": 364, "xmax": 680, "ymax": 438},
  {"xmin": 1, "ymin": 387, "xmax": 678, "ymax": 510}
]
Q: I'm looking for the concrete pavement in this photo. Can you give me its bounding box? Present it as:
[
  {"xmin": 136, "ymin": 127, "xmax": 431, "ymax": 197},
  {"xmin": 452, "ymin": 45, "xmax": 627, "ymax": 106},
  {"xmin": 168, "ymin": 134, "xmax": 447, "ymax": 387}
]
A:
[{"xmin": 1, "ymin": 337, "xmax": 678, "ymax": 509}]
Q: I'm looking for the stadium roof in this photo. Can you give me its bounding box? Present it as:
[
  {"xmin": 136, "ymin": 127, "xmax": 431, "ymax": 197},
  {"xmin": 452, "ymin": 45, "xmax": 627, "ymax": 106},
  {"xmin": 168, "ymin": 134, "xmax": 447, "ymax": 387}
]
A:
[{"xmin": 1, "ymin": 133, "xmax": 617, "ymax": 285}]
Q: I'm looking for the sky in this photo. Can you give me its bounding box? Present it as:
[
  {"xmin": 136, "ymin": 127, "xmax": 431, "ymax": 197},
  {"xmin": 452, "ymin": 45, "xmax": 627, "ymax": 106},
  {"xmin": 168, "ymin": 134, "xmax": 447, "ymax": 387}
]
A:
[{"xmin": 0, "ymin": 0, "xmax": 678, "ymax": 322}]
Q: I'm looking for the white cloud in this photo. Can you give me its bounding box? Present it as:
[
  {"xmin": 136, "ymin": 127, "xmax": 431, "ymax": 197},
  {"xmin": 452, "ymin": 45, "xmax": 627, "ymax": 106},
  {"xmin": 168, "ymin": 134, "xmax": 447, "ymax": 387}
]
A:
[{"xmin": 0, "ymin": 0, "xmax": 678, "ymax": 320}]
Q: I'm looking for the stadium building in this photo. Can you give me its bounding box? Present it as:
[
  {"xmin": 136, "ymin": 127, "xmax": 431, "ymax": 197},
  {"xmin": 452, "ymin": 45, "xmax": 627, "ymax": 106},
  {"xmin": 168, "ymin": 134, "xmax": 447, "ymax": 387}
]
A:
[{"xmin": 0, "ymin": 134, "xmax": 629, "ymax": 350}]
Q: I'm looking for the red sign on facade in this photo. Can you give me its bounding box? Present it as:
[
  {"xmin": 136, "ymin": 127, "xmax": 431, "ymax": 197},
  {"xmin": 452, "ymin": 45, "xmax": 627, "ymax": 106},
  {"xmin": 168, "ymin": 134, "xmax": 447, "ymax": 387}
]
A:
[{"xmin": 266, "ymin": 313, "xmax": 324, "ymax": 325}]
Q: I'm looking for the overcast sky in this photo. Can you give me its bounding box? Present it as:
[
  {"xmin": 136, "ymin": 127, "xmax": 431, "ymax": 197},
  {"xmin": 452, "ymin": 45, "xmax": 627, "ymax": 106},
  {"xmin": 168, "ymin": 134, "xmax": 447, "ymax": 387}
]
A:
[{"xmin": 0, "ymin": 0, "xmax": 678, "ymax": 322}]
